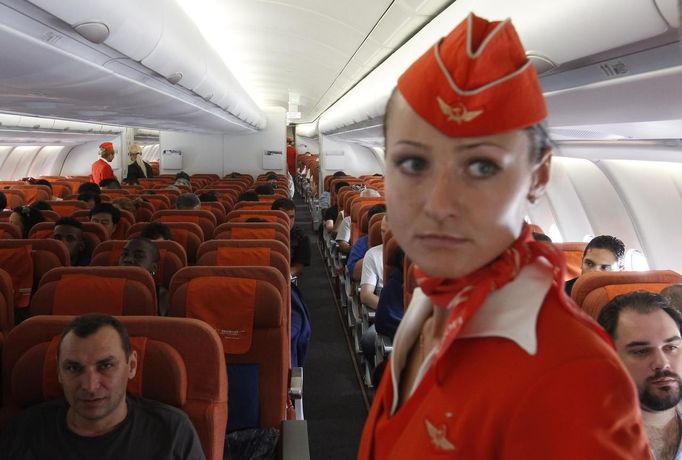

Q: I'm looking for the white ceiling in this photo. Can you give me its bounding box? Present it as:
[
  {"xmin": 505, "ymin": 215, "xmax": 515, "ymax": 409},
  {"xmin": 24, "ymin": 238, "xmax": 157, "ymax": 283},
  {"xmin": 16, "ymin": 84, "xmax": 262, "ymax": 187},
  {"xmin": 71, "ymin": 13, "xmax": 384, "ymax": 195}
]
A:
[{"xmin": 175, "ymin": 0, "xmax": 452, "ymax": 124}]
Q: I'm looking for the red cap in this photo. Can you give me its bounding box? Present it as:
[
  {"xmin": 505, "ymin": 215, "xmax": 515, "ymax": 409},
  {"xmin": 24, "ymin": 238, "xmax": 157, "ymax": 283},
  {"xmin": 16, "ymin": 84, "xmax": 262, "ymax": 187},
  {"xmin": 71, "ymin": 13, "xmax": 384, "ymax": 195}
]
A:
[
  {"xmin": 99, "ymin": 142, "xmax": 114, "ymax": 153},
  {"xmin": 397, "ymin": 13, "xmax": 547, "ymax": 137}
]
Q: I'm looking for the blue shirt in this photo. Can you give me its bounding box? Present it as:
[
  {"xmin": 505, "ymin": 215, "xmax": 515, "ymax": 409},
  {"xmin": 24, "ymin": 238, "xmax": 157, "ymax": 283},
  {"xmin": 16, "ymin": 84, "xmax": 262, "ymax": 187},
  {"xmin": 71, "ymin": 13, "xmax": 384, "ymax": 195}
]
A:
[
  {"xmin": 375, "ymin": 268, "xmax": 404, "ymax": 339},
  {"xmin": 346, "ymin": 235, "xmax": 369, "ymax": 278}
]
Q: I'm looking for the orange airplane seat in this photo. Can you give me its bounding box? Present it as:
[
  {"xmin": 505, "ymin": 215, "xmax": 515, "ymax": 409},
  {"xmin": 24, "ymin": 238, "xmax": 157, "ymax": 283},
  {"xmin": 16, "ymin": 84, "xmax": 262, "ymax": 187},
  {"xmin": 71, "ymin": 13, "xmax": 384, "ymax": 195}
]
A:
[
  {"xmin": 169, "ymin": 266, "xmax": 289, "ymax": 431},
  {"xmin": 141, "ymin": 193, "xmax": 172, "ymax": 211},
  {"xmin": 554, "ymin": 242, "xmax": 588, "ymax": 282},
  {"xmin": 196, "ymin": 242, "xmax": 291, "ymax": 283},
  {"xmin": 128, "ymin": 222, "xmax": 204, "ymax": 264},
  {"xmin": 3, "ymin": 190, "xmax": 26, "ymax": 209},
  {"xmin": 0, "ymin": 239, "xmax": 69, "ymax": 309},
  {"xmin": 48, "ymin": 200, "xmax": 90, "ymax": 217},
  {"xmin": 91, "ymin": 240, "xmax": 187, "ymax": 290},
  {"xmin": 152, "ymin": 210, "xmax": 217, "ymax": 242},
  {"xmin": 200, "ymin": 202, "xmax": 227, "ymax": 224},
  {"xmin": 226, "ymin": 210, "xmax": 290, "ymax": 228},
  {"xmin": 572, "ymin": 270, "xmax": 682, "ymax": 319},
  {"xmin": 0, "ymin": 315, "xmax": 227, "ymax": 460},
  {"xmin": 197, "ymin": 239, "xmax": 290, "ymax": 267},
  {"xmin": 0, "ymin": 268, "xmax": 14, "ymax": 333},
  {"xmin": 213, "ymin": 222, "xmax": 290, "ymax": 247},
  {"xmin": 0, "ymin": 223, "xmax": 22, "ymax": 240},
  {"xmin": 30, "ymin": 266, "xmax": 157, "ymax": 316}
]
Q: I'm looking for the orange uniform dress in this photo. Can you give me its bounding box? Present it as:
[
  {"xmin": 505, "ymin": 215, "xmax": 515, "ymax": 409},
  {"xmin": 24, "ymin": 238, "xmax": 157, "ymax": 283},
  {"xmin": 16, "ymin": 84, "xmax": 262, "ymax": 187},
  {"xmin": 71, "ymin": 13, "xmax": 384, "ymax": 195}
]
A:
[
  {"xmin": 91, "ymin": 158, "xmax": 115, "ymax": 185},
  {"xmin": 358, "ymin": 261, "xmax": 651, "ymax": 459}
]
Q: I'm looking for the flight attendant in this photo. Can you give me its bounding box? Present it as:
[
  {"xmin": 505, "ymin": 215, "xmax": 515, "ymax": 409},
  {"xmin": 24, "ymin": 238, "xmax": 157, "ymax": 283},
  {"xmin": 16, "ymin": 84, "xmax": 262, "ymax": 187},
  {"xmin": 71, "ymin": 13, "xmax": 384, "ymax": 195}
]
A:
[
  {"xmin": 358, "ymin": 13, "xmax": 651, "ymax": 459},
  {"xmin": 125, "ymin": 143, "xmax": 153, "ymax": 181},
  {"xmin": 91, "ymin": 141, "xmax": 116, "ymax": 185}
]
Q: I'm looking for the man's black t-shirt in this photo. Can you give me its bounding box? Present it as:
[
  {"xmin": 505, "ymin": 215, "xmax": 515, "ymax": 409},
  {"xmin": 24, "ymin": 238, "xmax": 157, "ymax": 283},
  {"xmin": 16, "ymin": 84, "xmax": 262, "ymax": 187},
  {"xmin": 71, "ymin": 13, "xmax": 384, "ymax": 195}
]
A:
[
  {"xmin": 291, "ymin": 225, "xmax": 311, "ymax": 267},
  {"xmin": 323, "ymin": 205, "xmax": 339, "ymax": 223},
  {"xmin": 0, "ymin": 396, "xmax": 206, "ymax": 460},
  {"xmin": 565, "ymin": 276, "xmax": 578, "ymax": 297}
]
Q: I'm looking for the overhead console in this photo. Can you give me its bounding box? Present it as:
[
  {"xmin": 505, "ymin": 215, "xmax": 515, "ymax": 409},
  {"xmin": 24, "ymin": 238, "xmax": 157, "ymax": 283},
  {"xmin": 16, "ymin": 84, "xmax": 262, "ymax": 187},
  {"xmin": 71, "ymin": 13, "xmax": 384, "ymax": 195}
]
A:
[
  {"xmin": 319, "ymin": 0, "xmax": 678, "ymax": 136},
  {"xmin": 0, "ymin": 0, "xmax": 266, "ymax": 133}
]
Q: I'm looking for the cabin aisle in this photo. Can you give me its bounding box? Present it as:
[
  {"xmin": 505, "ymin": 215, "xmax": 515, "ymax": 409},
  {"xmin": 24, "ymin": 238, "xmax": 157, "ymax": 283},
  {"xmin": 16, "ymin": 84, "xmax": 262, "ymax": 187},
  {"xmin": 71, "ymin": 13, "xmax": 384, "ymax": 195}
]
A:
[{"xmin": 295, "ymin": 196, "xmax": 367, "ymax": 459}]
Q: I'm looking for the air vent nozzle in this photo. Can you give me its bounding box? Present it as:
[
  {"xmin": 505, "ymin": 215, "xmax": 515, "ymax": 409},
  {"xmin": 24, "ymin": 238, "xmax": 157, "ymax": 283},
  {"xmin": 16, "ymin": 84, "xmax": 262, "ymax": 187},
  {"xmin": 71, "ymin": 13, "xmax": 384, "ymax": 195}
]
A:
[{"xmin": 73, "ymin": 22, "xmax": 110, "ymax": 44}]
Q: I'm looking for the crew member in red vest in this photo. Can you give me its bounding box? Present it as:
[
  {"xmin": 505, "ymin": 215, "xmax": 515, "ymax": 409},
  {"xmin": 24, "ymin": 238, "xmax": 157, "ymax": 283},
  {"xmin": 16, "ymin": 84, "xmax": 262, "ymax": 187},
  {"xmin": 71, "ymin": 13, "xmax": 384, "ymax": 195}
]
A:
[
  {"xmin": 286, "ymin": 138, "xmax": 297, "ymax": 177},
  {"xmin": 358, "ymin": 13, "xmax": 651, "ymax": 459},
  {"xmin": 91, "ymin": 142, "xmax": 116, "ymax": 185}
]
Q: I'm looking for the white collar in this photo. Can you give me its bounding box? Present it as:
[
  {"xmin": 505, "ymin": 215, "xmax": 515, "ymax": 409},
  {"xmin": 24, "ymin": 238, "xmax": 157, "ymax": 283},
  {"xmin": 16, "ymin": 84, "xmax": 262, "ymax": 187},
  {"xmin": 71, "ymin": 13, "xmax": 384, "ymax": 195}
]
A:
[{"xmin": 390, "ymin": 258, "xmax": 554, "ymax": 414}]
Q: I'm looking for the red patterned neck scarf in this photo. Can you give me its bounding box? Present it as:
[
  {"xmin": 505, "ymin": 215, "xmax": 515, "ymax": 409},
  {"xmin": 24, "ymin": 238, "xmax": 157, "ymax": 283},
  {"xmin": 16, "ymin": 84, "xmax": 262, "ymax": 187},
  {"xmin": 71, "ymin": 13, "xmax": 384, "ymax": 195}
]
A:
[{"xmin": 414, "ymin": 224, "xmax": 567, "ymax": 368}]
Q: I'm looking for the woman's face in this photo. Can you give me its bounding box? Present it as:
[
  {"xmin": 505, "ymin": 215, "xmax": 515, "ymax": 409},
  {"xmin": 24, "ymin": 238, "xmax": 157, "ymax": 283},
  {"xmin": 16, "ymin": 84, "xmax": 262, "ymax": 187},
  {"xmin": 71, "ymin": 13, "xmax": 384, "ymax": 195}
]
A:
[
  {"xmin": 128, "ymin": 152, "xmax": 138, "ymax": 163},
  {"xmin": 384, "ymin": 92, "xmax": 550, "ymax": 278}
]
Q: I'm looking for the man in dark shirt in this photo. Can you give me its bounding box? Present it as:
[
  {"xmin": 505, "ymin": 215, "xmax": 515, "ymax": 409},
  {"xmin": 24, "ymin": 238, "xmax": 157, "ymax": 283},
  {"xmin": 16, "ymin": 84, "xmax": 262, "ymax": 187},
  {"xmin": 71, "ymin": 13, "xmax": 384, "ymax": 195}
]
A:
[
  {"xmin": 272, "ymin": 198, "xmax": 310, "ymax": 277},
  {"xmin": 0, "ymin": 313, "xmax": 205, "ymax": 459},
  {"xmin": 565, "ymin": 235, "xmax": 625, "ymax": 296}
]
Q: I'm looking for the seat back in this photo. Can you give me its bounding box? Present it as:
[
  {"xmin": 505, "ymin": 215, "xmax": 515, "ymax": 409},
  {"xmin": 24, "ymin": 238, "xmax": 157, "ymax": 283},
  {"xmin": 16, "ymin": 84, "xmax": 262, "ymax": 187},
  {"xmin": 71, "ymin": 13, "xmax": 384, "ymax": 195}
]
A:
[
  {"xmin": 213, "ymin": 222, "xmax": 289, "ymax": 247},
  {"xmin": 0, "ymin": 268, "xmax": 14, "ymax": 333},
  {"xmin": 135, "ymin": 200, "xmax": 156, "ymax": 222},
  {"xmin": 197, "ymin": 240, "xmax": 290, "ymax": 282},
  {"xmin": 226, "ymin": 210, "xmax": 290, "ymax": 228},
  {"xmin": 555, "ymin": 242, "xmax": 587, "ymax": 281},
  {"xmin": 169, "ymin": 266, "xmax": 288, "ymax": 430},
  {"xmin": 127, "ymin": 222, "xmax": 203, "ymax": 264},
  {"xmin": 1, "ymin": 315, "xmax": 227, "ymax": 460},
  {"xmin": 234, "ymin": 202, "xmax": 274, "ymax": 211},
  {"xmin": 367, "ymin": 213, "xmax": 385, "ymax": 247},
  {"xmin": 197, "ymin": 239, "xmax": 289, "ymax": 264},
  {"xmin": 91, "ymin": 240, "xmax": 187, "ymax": 289},
  {"xmin": 0, "ymin": 223, "xmax": 22, "ymax": 240},
  {"xmin": 141, "ymin": 193, "xmax": 171, "ymax": 210},
  {"xmin": 573, "ymin": 270, "xmax": 682, "ymax": 319},
  {"xmin": 11, "ymin": 185, "xmax": 50, "ymax": 204},
  {"xmin": 49, "ymin": 200, "xmax": 90, "ymax": 217},
  {"xmin": 152, "ymin": 210, "xmax": 216, "ymax": 241},
  {"xmin": 3, "ymin": 190, "xmax": 26, "ymax": 208},
  {"xmin": 200, "ymin": 202, "xmax": 227, "ymax": 224},
  {"xmin": 31, "ymin": 266, "xmax": 157, "ymax": 316}
]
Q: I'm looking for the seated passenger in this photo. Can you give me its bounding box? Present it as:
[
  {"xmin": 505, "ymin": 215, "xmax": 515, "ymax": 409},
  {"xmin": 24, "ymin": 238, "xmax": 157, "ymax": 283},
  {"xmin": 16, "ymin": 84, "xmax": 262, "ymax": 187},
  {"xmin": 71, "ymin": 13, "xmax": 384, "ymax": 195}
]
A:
[
  {"xmin": 0, "ymin": 313, "xmax": 205, "ymax": 459},
  {"xmin": 346, "ymin": 204, "xmax": 387, "ymax": 281},
  {"xmin": 140, "ymin": 222, "xmax": 172, "ymax": 241},
  {"xmin": 119, "ymin": 238, "xmax": 169, "ymax": 315},
  {"xmin": 176, "ymin": 193, "xmax": 201, "ymax": 210},
  {"xmin": 77, "ymin": 182, "xmax": 101, "ymax": 196},
  {"xmin": 254, "ymin": 184, "xmax": 274, "ymax": 195},
  {"xmin": 661, "ymin": 284, "xmax": 682, "ymax": 313},
  {"xmin": 198, "ymin": 192, "xmax": 218, "ymax": 202},
  {"xmin": 272, "ymin": 198, "xmax": 310, "ymax": 277},
  {"xmin": 100, "ymin": 178, "xmax": 121, "ymax": 190},
  {"xmin": 30, "ymin": 200, "xmax": 53, "ymax": 211},
  {"xmin": 598, "ymin": 291, "xmax": 682, "ymax": 460},
  {"xmin": 170, "ymin": 172, "xmax": 191, "ymax": 191},
  {"xmin": 565, "ymin": 235, "xmax": 625, "ymax": 296},
  {"xmin": 321, "ymin": 181, "xmax": 349, "ymax": 236},
  {"xmin": 375, "ymin": 246, "xmax": 405, "ymax": 340},
  {"xmin": 9, "ymin": 205, "xmax": 44, "ymax": 238},
  {"xmin": 237, "ymin": 190, "xmax": 259, "ymax": 202},
  {"xmin": 89, "ymin": 203, "xmax": 120, "ymax": 238},
  {"xmin": 0, "ymin": 191, "xmax": 6, "ymax": 211},
  {"xmin": 78, "ymin": 192, "xmax": 101, "ymax": 210},
  {"xmin": 112, "ymin": 197, "xmax": 137, "ymax": 214},
  {"xmin": 335, "ymin": 188, "xmax": 381, "ymax": 254},
  {"xmin": 53, "ymin": 217, "xmax": 90, "ymax": 266},
  {"xmin": 34, "ymin": 179, "xmax": 61, "ymax": 201}
]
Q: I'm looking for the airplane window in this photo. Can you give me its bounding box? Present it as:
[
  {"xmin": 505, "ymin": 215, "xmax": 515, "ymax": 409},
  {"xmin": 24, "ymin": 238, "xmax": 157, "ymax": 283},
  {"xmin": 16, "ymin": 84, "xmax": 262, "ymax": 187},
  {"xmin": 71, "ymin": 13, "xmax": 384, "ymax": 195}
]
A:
[
  {"xmin": 547, "ymin": 224, "xmax": 563, "ymax": 243},
  {"xmin": 625, "ymin": 249, "xmax": 650, "ymax": 271}
]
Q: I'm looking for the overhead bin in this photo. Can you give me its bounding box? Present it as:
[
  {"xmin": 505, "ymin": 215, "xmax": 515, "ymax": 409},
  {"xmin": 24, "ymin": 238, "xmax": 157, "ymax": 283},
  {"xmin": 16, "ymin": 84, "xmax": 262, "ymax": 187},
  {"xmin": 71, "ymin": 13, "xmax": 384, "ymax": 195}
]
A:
[
  {"xmin": 10, "ymin": 0, "xmax": 265, "ymax": 132},
  {"xmin": 320, "ymin": 0, "xmax": 676, "ymax": 135},
  {"xmin": 654, "ymin": 0, "xmax": 679, "ymax": 28}
]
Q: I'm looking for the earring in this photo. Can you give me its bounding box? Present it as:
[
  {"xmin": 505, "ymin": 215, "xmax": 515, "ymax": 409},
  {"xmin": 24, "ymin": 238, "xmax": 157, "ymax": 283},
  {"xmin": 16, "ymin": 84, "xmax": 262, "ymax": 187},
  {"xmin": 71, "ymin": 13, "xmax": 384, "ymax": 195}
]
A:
[{"xmin": 528, "ymin": 195, "xmax": 537, "ymax": 204}]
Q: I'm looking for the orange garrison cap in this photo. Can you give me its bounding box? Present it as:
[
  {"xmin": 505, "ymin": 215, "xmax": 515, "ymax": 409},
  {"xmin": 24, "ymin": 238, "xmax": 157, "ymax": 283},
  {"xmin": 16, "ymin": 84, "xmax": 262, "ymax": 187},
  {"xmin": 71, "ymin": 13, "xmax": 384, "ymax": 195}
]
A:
[
  {"xmin": 99, "ymin": 142, "xmax": 114, "ymax": 153},
  {"xmin": 397, "ymin": 13, "xmax": 547, "ymax": 137}
]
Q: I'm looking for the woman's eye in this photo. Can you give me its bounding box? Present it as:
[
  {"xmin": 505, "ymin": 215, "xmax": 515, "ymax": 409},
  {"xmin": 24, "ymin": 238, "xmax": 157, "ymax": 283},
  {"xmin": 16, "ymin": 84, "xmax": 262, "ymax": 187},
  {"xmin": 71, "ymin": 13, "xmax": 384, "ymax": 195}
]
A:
[
  {"xmin": 466, "ymin": 159, "xmax": 500, "ymax": 178},
  {"xmin": 395, "ymin": 157, "xmax": 427, "ymax": 175}
]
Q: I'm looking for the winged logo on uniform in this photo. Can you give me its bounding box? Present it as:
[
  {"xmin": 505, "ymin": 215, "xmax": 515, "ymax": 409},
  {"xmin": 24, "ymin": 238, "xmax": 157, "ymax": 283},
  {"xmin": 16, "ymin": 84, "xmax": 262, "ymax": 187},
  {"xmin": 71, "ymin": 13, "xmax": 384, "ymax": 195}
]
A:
[
  {"xmin": 436, "ymin": 96, "xmax": 483, "ymax": 124},
  {"xmin": 425, "ymin": 418, "xmax": 456, "ymax": 451}
]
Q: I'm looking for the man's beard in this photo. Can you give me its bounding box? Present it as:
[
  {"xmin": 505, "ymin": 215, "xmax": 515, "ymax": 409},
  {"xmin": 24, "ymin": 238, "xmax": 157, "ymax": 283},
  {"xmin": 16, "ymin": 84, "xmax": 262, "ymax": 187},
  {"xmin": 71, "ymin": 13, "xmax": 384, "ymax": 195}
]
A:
[{"xmin": 640, "ymin": 370, "xmax": 682, "ymax": 411}]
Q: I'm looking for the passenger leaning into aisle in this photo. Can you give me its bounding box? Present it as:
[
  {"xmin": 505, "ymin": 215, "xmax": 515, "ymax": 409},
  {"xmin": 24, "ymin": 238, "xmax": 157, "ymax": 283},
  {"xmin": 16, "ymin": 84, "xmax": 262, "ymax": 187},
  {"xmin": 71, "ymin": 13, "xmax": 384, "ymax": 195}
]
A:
[{"xmin": 358, "ymin": 13, "xmax": 651, "ymax": 459}]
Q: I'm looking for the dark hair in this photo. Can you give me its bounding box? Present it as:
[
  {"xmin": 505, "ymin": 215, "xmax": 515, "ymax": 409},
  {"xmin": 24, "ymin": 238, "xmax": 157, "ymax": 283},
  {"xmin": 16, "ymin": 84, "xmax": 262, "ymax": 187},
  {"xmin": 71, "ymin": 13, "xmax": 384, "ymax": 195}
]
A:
[
  {"xmin": 265, "ymin": 172, "xmax": 279, "ymax": 180},
  {"xmin": 584, "ymin": 235, "xmax": 625, "ymax": 266},
  {"xmin": 59, "ymin": 313, "xmax": 131, "ymax": 359},
  {"xmin": 140, "ymin": 222, "xmax": 171, "ymax": 241},
  {"xmin": 334, "ymin": 181, "xmax": 350, "ymax": 193},
  {"xmin": 30, "ymin": 200, "xmax": 53, "ymax": 211},
  {"xmin": 176, "ymin": 193, "xmax": 200, "ymax": 210},
  {"xmin": 100, "ymin": 178, "xmax": 121, "ymax": 189},
  {"xmin": 533, "ymin": 232, "xmax": 552, "ymax": 242},
  {"xmin": 238, "ymin": 191, "xmax": 259, "ymax": 202},
  {"xmin": 122, "ymin": 177, "xmax": 140, "ymax": 186},
  {"xmin": 175, "ymin": 171, "xmax": 190, "ymax": 181},
  {"xmin": 198, "ymin": 192, "xmax": 218, "ymax": 202},
  {"xmin": 90, "ymin": 203, "xmax": 121, "ymax": 224},
  {"xmin": 126, "ymin": 237, "xmax": 160, "ymax": 263},
  {"xmin": 367, "ymin": 203, "xmax": 387, "ymax": 222},
  {"xmin": 332, "ymin": 171, "xmax": 347, "ymax": 177},
  {"xmin": 35, "ymin": 179, "xmax": 52, "ymax": 190},
  {"xmin": 383, "ymin": 87, "xmax": 553, "ymax": 163},
  {"xmin": 597, "ymin": 291, "xmax": 682, "ymax": 340},
  {"xmin": 77, "ymin": 182, "xmax": 101, "ymax": 195},
  {"xmin": 78, "ymin": 192, "xmax": 101, "ymax": 205},
  {"xmin": 12, "ymin": 205, "xmax": 45, "ymax": 238},
  {"xmin": 272, "ymin": 198, "xmax": 295, "ymax": 211},
  {"xmin": 255, "ymin": 184, "xmax": 275, "ymax": 195},
  {"xmin": 0, "ymin": 191, "xmax": 6, "ymax": 210},
  {"xmin": 55, "ymin": 216, "xmax": 83, "ymax": 230}
]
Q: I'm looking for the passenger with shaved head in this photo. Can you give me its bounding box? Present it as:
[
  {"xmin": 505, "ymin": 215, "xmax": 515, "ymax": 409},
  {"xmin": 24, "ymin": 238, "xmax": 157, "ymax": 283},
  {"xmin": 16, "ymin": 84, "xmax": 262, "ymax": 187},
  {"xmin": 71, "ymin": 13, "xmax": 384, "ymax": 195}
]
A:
[
  {"xmin": 599, "ymin": 291, "xmax": 682, "ymax": 459},
  {"xmin": 0, "ymin": 313, "xmax": 205, "ymax": 459},
  {"xmin": 358, "ymin": 13, "xmax": 649, "ymax": 458},
  {"xmin": 119, "ymin": 238, "xmax": 169, "ymax": 316}
]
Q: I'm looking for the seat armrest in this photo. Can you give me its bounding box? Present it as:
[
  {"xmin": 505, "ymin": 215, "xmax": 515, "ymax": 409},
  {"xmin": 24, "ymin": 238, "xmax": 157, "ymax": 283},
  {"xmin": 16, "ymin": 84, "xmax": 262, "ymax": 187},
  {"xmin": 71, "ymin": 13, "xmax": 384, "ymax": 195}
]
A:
[
  {"xmin": 281, "ymin": 420, "xmax": 310, "ymax": 460},
  {"xmin": 289, "ymin": 367, "xmax": 304, "ymax": 420}
]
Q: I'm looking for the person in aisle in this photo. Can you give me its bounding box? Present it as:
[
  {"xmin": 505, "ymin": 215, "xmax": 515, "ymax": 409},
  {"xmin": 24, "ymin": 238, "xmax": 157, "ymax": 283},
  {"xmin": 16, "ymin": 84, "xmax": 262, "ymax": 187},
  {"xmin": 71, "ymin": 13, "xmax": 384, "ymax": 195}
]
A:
[
  {"xmin": 358, "ymin": 13, "xmax": 650, "ymax": 459},
  {"xmin": 125, "ymin": 144, "xmax": 153, "ymax": 182},
  {"xmin": 598, "ymin": 291, "xmax": 682, "ymax": 460},
  {"xmin": 91, "ymin": 142, "xmax": 116, "ymax": 185},
  {"xmin": 0, "ymin": 313, "xmax": 205, "ymax": 459}
]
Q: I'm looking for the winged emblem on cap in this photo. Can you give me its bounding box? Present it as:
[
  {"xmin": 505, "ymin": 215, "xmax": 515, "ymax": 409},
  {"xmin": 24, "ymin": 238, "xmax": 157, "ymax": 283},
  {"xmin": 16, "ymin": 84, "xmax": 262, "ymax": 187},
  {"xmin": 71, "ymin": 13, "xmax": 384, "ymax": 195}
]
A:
[
  {"xmin": 425, "ymin": 418, "xmax": 456, "ymax": 451},
  {"xmin": 436, "ymin": 96, "xmax": 483, "ymax": 124}
]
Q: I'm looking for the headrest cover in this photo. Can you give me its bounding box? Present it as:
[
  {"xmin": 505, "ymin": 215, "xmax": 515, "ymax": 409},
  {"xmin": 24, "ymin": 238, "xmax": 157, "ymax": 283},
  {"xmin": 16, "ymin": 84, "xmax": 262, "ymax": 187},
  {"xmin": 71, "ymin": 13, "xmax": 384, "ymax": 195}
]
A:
[
  {"xmin": 397, "ymin": 13, "xmax": 547, "ymax": 137},
  {"xmin": 99, "ymin": 142, "xmax": 114, "ymax": 153}
]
